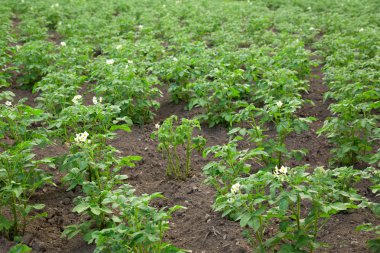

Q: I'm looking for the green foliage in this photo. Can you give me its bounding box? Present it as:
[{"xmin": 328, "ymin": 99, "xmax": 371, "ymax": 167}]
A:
[
  {"xmin": 0, "ymin": 141, "xmax": 54, "ymax": 240},
  {"xmin": 231, "ymin": 100, "xmax": 315, "ymax": 170},
  {"xmin": 1, "ymin": 0, "xmax": 379, "ymax": 252},
  {"xmin": 33, "ymin": 71, "xmax": 87, "ymax": 115},
  {"xmin": 13, "ymin": 41, "xmax": 56, "ymax": 88},
  {"xmin": 8, "ymin": 244, "xmax": 32, "ymax": 253},
  {"xmin": 151, "ymin": 115, "xmax": 206, "ymax": 179},
  {"xmin": 356, "ymin": 224, "xmax": 380, "ymax": 253},
  {"xmin": 203, "ymin": 137, "xmax": 267, "ymax": 194},
  {"xmin": 90, "ymin": 188, "xmax": 185, "ymax": 253},
  {"xmin": 48, "ymin": 97, "xmax": 131, "ymax": 143},
  {"xmin": 214, "ymin": 166, "xmax": 370, "ymax": 252},
  {"xmin": 89, "ymin": 57, "xmax": 161, "ymax": 124},
  {"xmin": 61, "ymin": 133, "xmax": 184, "ymax": 252},
  {"xmin": 0, "ymin": 92, "xmax": 49, "ymax": 147}
]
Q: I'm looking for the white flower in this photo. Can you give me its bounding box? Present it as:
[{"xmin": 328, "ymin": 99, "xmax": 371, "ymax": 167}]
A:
[
  {"xmin": 274, "ymin": 166, "xmax": 279, "ymax": 175},
  {"xmin": 116, "ymin": 45, "xmax": 122, "ymax": 50},
  {"xmin": 231, "ymin": 183, "xmax": 241, "ymax": 194},
  {"xmin": 279, "ymin": 166, "xmax": 288, "ymax": 174},
  {"xmin": 155, "ymin": 123, "xmax": 160, "ymax": 129},
  {"xmin": 5, "ymin": 101, "xmax": 12, "ymax": 106},
  {"xmin": 128, "ymin": 60, "xmax": 133, "ymax": 64},
  {"xmin": 359, "ymin": 28, "xmax": 364, "ymax": 32},
  {"xmin": 137, "ymin": 25, "xmax": 143, "ymax": 30},
  {"xmin": 74, "ymin": 131, "xmax": 89, "ymax": 144},
  {"xmin": 106, "ymin": 59, "xmax": 115, "ymax": 65},
  {"xmin": 276, "ymin": 101, "xmax": 283, "ymax": 107},
  {"xmin": 72, "ymin": 95, "xmax": 82, "ymax": 104},
  {"xmin": 125, "ymin": 64, "xmax": 129, "ymax": 69},
  {"xmin": 163, "ymin": 4, "xmax": 166, "ymax": 8},
  {"xmin": 274, "ymin": 165, "xmax": 289, "ymax": 175},
  {"xmin": 82, "ymin": 131, "xmax": 89, "ymax": 139},
  {"xmin": 60, "ymin": 41, "xmax": 66, "ymax": 47},
  {"xmin": 92, "ymin": 96, "xmax": 103, "ymax": 105},
  {"xmin": 309, "ymin": 27, "xmax": 315, "ymax": 31},
  {"xmin": 172, "ymin": 57, "xmax": 178, "ymax": 62}
]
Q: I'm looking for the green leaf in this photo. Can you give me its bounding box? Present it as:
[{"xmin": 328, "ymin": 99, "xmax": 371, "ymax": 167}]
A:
[
  {"xmin": 279, "ymin": 221, "xmax": 289, "ymax": 232},
  {"xmin": 111, "ymin": 215, "xmax": 122, "ymax": 223},
  {"xmin": 368, "ymin": 238, "xmax": 380, "ymax": 253},
  {"xmin": 279, "ymin": 198, "xmax": 289, "ymax": 211},
  {"xmin": 278, "ymin": 244, "xmax": 307, "ymax": 253},
  {"xmin": 90, "ymin": 206, "xmax": 101, "ymax": 216},
  {"xmin": 239, "ymin": 213, "xmax": 251, "ymax": 227},
  {"xmin": 296, "ymin": 235, "xmax": 312, "ymax": 248},
  {"xmin": 119, "ymin": 156, "xmax": 142, "ymax": 167},
  {"xmin": 83, "ymin": 229, "xmax": 95, "ymax": 242},
  {"xmin": 0, "ymin": 215, "xmax": 12, "ymax": 230},
  {"xmin": 9, "ymin": 244, "xmax": 32, "ymax": 253},
  {"xmin": 110, "ymin": 124, "xmax": 131, "ymax": 132},
  {"xmin": 330, "ymin": 202, "xmax": 348, "ymax": 211},
  {"xmin": 72, "ymin": 203, "xmax": 90, "ymax": 213},
  {"xmin": 32, "ymin": 204, "xmax": 45, "ymax": 210},
  {"xmin": 12, "ymin": 185, "xmax": 23, "ymax": 198}
]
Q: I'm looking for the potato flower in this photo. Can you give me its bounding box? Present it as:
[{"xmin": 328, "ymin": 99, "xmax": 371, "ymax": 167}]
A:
[
  {"xmin": 274, "ymin": 165, "xmax": 289, "ymax": 175},
  {"xmin": 231, "ymin": 183, "xmax": 241, "ymax": 194},
  {"xmin": 74, "ymin": 131, "xmax": 89, "ymax": 143},
  {"xmin": 72, "ymin": 95, "xmax": 82, "ymax": 104},
  {"xmin": 5, "ymin": 101, "xmax": 12, "ymax": 106},
  {"xmin": 106, "ymin": 59, "xmax": 115, "ymax": 65}
]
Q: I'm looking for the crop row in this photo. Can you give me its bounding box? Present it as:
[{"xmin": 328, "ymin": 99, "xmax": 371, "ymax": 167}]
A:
[{"xmin": 0, "ymin": 0, "xmax": 379, "ymax": 252}]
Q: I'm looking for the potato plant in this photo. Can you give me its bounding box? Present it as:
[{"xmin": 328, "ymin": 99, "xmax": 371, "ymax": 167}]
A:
[
  {"xmin": 61, "ymin": 131, "xmax": 184, "ymax": 252},
  {"xmin": 151, "ymin": 115, "xmax": 206, "ymax": 179},
  {"xmin": 0, "ymin": 141, "xmax": 54, "ymax": 241},
  {"xmin": 214, "ymin": 166, "xmax": 371, "ymax": 252},
  {"xmin": 0, "ymin": 92, "xmax": 49, "ymax": 147}
]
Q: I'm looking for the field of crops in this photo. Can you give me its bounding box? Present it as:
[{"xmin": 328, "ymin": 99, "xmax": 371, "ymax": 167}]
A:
[{"xmin": 0, "ymin": 0, "xmax": 379, "ymax": 252}]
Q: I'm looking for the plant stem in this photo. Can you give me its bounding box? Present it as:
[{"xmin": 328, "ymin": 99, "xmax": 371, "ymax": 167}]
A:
[
  {"xmin": 296, "ymin": 194, "xmax": 301, "ymax": 231},
  {"xmin": 11, "ymin": 194, "xmax": 18, "ymax": 240},
  {"xmin": 185, "ymin": 135, "xmax": 191, "ymax": 177}
]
